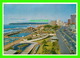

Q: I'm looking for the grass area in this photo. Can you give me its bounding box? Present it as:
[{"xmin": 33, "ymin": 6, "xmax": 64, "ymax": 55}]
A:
[
  {"xmin": 23, "ymin": 24, "xmax": 60, "ymax": 54},
  {"xmin": 34, "ymin": 38, "xmax": 50, "ymax": 54},
  {"xmin": 16, "ymin": 50, "xmax": 22, "ymax": 54},
  {"xmin": 35, "ymin": 37, "xmax": 50, "ymax": 43},
  {"xmin": 17, "ymin": 44, "xmax": 28, "ymax": 48},
  {"xmin": 34, "ymin": 37, "xmax": 60, "ymax": 54},
  {"xmin": 24, "ymin": 24, "xmax": 60, "ymax": 40},
  {"xmin": 36, "ymin": 44, "xmax": 43, "ymax": 54},
  {"xmin": 46, "ymin": 42, "xmax": 52, "ymax": 50}
]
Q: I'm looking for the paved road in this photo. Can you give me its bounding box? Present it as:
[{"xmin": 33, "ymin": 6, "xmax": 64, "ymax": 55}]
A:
[
  {"xmin": 56, "ymin": 31, "xmax": 71, "ymax": 54},
  {"xmin": 21, "ymin": 42, "xmax": 38, "ymax": 54},
  {"xmin": 19, "ymin": 35, "xmax": 49, "ymax": 54},
  {"xmin": 60, "ymin": 27, "xmax": 76, "ymax": 53},
  {"xmin": 62, "ymin": 26, "xmax": 76, "ymax": 42},
  {"xmin": 24, "ymin": 35, "xmax": 49, "ymax": 42}
]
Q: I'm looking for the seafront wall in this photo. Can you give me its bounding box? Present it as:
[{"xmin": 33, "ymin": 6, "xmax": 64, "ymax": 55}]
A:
[{"xmin": 4, "ymin": 27, "xmax": 36, "ymax": 36}]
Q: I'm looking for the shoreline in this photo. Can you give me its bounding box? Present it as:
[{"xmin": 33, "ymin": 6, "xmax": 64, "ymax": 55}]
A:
[{"xmin": 4, "ymin": 25, "xmax": 42, "ymax": 50}]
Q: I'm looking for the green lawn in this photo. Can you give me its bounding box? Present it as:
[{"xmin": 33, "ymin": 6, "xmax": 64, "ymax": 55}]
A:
[
  {"xmin": 17, "ymin": 44, "xmax": 28, "ymax": 48},
  {"xmin": 34, "ymin": 37, "xmax": 60, "ymax": 54}
]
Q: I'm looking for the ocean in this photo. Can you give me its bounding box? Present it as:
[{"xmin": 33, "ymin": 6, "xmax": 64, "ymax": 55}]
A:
[
  {"xmin": 4, "ymin": 25, "xmax": 37, "ymax": 33},
  {"xmin": 4, "ymin": 25, "xmax": 37, "ymax": 45}
]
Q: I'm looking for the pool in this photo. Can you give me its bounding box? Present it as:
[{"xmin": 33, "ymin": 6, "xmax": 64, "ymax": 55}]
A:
[
  {"xmin": 13, "ymin": 43, "xmax": 31, "ymax": 51},
  {"xmin": 4, "ymin": 38, "xmax": 19, "ymax": 45},
  {"xmin": 10, "ymin": 33, "xmax": 31, "ymax": 37}
]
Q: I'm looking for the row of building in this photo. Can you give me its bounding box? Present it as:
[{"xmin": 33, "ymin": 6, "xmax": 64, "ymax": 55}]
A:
[
  {"xmin": 68, "ymin": 14, "xmax": 76, "ymax": 32},
  {"xmin": 49, "ymin": 14, "xmax": 76, "ymax": 26},
  {"xmin": 49, "ymin": 14, "xmax": 76, "ymax": 32},
  {"xmin": 49, "ymin": 19, "xmax": 66, "ymax": 26},
  {"xmin": 68, "ymin": 14, "xmax": 76, "ymax": 25}
]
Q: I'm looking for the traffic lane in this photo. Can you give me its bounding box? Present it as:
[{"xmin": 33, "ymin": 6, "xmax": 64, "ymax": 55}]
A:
[
  {"xmin": 59, "ymin": 30, "xmax": 76, "ymax": 53},
  {"xmin": 60, "ymin": 30, "xmax": 76, "ymax": 48},
  {"xmin": 60, "ymin": 27, "xmax": 76, "ymax": 44},
  {"xmin": 63, "ymin": 30, "xmax": 76, "ymax": 41},
  {"xmin": 56, "ymin": 31, "xmax": 71, "ymax": 54},
  {"xmin": 60, "ymin": 28, "xmax": 76, "ymax": 43},
  {"xmin": 63, "ymin": 26, "xmax": 76, "ymax": 37},
  {"xmin": 62, "ymin": 30, "xmax": 76, "ymax": 46}
]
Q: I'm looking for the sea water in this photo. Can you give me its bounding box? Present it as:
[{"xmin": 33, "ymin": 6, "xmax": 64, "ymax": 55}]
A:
[{"xmin": 4, "ymin": 25, "xmax": 37, "ymax": 33}]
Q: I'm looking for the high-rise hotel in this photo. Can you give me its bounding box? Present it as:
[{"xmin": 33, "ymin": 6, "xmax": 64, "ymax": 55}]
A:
[{"xmin": 71, "ymin": 14, "xmax": 76, "ymax": 24}]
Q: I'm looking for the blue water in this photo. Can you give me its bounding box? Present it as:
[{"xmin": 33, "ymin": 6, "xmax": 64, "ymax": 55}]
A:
[
  {"xmin": 13, "ymin": 43, "xmax": 31, "ymax": 51},
  {"xmin": 10, "ymin": 33, "xmax": 31, "ymax": 37},
  {"xmin": 4, "ymin": 25, "xmax": 37, "ymax": 29},
  {"xmin": 4, "ymin": 38, "xmax": 19, "ymax": 45},
  {"xmin": 4, "ymin": 25, "xmax": 37, "ymax": 33},
  {"xmin": 4, "ymin": 29, "xmax": 20, "ymax": 33},
  {"xmin": 4, "ymin": 29, "xmax": 12, "ymax": 32},
  {"xmin": 4, "ymin": 25, "xmax": 36, "ymax": 45}
]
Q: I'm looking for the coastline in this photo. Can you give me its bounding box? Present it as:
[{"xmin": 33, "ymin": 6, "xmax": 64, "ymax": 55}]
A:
[{"xmin": 4, "ymin": 25, "xmax": 41, "ymax": 50}]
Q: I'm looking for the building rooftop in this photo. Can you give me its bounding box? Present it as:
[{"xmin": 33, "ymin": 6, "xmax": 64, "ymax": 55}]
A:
[{"xmin": 50, "ymin": 36, "xmax": 58, "ymax": 40}]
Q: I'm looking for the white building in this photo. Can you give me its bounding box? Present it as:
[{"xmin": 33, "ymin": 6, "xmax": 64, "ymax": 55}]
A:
[{"xmin": 56, "ymin": 19, "xmax": 64, "ymax": 26}]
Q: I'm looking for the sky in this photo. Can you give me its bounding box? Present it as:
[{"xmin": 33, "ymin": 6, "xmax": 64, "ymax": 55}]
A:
[{"xmin": 4, "ymin": 4, "xmax": 76, "ymax": 24}]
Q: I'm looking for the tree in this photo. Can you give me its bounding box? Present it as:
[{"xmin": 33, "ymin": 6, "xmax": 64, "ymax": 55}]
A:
[
  {"xmin": 43, "ymin": 48, "xmax": 48, "ymax": 54},
  {"xmin": 16, "ymin": 50, "xmax": 22, "ymax": 54},
  {"xmin": 42, "ymin": 40, "xmax": 47, "ymax": 45},
  {"xmin": 51, "ymin": 48, "xmax": 56, "ymax": 54},
  {"xmin": 53, "ymin": 25, "xmax": 59, "ymax": 30},
  {"xmin": 44, "ymin": 25, "xmax": 53, "ymax": 28},
  {"xmin": 27, "ymin": 37, "xmax": 32, "ymax": 40}
]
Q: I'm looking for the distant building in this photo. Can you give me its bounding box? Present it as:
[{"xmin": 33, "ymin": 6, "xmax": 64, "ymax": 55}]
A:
[
  {"xmin": 49, "ymin": 21, "xmax": 56, "ymax": 26},
  {"xmin": 56, "ymin": 19, "xmax": 64, "ymax": 26},
  {"xmin": 56, "ymin": 19, "xmax": 60, "ymax": 26},
  {"xmin": 68, "ymin": 19, "xmax": 72, "ymax": 25},
  {"xmin": 63, "ymin": 22, "xmax": 68, "ymax": 27},
  {"xmin": 49, "ymin": 19, "xmax": 65, "ymax": 26},
  {"xmin": 71, "ymin": 14, "xmax": 76, "ymax": 24},
  {"xmin": 50, "ymin": 36, "xmax": 58, "ymax": 42}
]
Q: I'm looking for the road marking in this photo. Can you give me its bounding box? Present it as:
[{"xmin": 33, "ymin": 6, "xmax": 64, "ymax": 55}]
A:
[
  {"xmin": 57, "ymin": 31, "xmax": 73, "ymax": 53},
  {"xmin": 61, "ymin": 30, "xmax": 76, "ymax": 43}
]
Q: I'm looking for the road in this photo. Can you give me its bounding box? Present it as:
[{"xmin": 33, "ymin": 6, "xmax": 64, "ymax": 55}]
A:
[
  {"xmin": 60, "ymin": 26, "xmax": 76, "ymax": 53},
  {"xmin": 19, "ymin": 35, "xmax": 49, "ymax": 54},
  {"xmin": 23, "ymin": 35, "xmax": 49, "ymax": 42},
  {"xmin": 62, "ymin": 26, "xmax": 76, "ymax": 42},
  {"xmin": 56, "ymin": 31, "xmax": 71, "ymax": 54},
  {"xmin": 21, "ymin": 42, "xmax": 37, "ymax": 54},
  {"xmin": 56, "ymin": 26, "xmax": 76, "ymax": 54}
]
